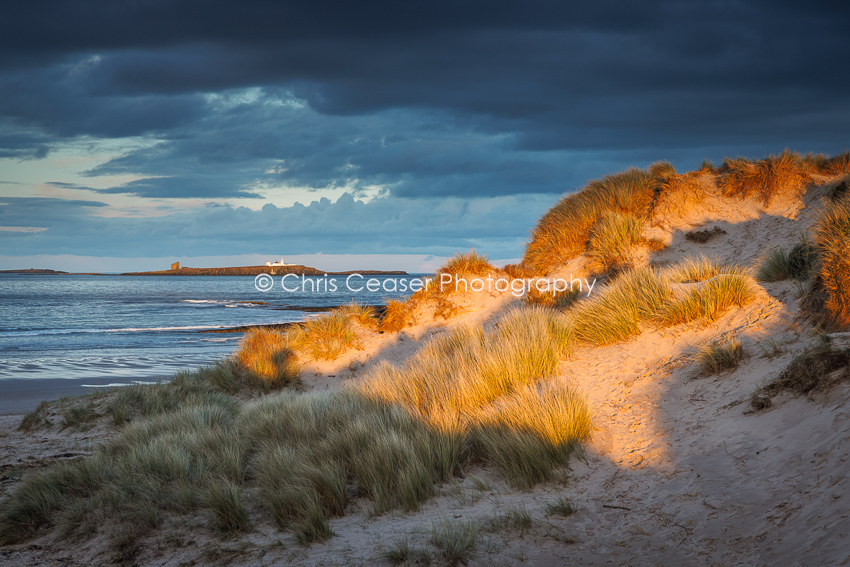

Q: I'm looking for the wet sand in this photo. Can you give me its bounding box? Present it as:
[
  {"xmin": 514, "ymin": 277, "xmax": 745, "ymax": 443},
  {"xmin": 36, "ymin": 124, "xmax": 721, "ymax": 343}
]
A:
[{"xmin": 0, "ymin": 377, "xmax": 165, "ymax": 416}]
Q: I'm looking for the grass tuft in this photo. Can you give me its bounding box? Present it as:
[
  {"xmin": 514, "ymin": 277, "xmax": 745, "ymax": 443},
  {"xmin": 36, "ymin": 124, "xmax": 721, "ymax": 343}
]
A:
[
  {"xmin": 287, "ymin": 312, "xmax": 358, "ymax": 360},
  {"xmin": 483, "ymin": 506, "xmax": 534, "ymax": 536},
  {"xmin": 751, "ymin": 338, "xmax": 850, "ymax": 409},
  {"xmin": 694, "ymin": 337, "xmax": 746, "ymax": 375},
  {"xmin": 585, "ymin": 211, "xmax": 646, "ymax": 274},
  {"xmin": 432, "ymin": 518, "xmax": 479, "ymax": 566},
  {"xmin": 570, "ymin": 267, "xmax": 671, "ymax": 345},
  {"xmin": 234, "ymin": 330, "xmax": 301, "ymax": 386},
  {"xmin": 545, "ymin": 495, "xmax": 576, "ymax": 517},
  {"xmin": 807, "ymin": 196, "xmax": 850, "ymax": 329},
  {"xmin": 380, "ymin": 299, "xmax": 414, "ymax": 332},
  {"xmin": 439, "ymin": 249, "xmax": 495, "ymax": 277},
  {"xmin": 523, "ymin": 168, "xmax": 660, "ymax": 274},
  {"xmin": 665, "ymin": 255, "xmax": 747, "ymax": 284},
  {"xmin": 659, "ymin": 273, "xmax": 756, "ymax": 326},
  {"xmin": 203, "ymin": 481, "xmax": 250, "ymax": 534},
  {"xmin": 718, "ymin": 150, "xmax": 811, "ymax": 205},
  {"xmin": 756, "ymin": 240, "xmax": 817, "ymax": 282},
  {"xmin": 338, "ymin": 303, "xmax": 380, "ymax": 331},
  {"xmin": 19, "ymin": 401, "xmax": 51, "ymax": 432}
]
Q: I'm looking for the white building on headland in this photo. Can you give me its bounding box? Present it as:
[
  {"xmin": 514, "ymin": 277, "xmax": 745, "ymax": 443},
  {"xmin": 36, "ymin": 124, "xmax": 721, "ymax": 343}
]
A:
[{"xmin": 266, "ymin": 258, "xmax": 294, "ymax": 266}]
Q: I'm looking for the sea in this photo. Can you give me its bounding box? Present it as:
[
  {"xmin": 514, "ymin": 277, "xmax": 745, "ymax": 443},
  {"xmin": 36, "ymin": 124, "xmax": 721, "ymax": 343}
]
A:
[{"xmin": 0, "ymin": 273, "xmax": 421, "ymax": 410}]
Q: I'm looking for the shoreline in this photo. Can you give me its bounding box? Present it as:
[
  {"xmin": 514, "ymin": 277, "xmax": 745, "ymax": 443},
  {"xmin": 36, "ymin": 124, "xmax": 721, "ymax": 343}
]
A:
[{"xmin": 0, "ymin": 376, "xmax": 170, "ymax": 416}]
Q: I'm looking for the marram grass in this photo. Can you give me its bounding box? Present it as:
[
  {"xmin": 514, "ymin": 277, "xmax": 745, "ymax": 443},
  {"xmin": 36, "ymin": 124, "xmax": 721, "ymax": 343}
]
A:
[{"xmin": 0, "ymin": 306, "xmax": 590, "ymax": 552}]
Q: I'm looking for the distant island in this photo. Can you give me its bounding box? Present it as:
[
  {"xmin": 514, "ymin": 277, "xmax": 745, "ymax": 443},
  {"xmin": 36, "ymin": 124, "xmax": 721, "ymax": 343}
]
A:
[
  {"xmin": 0, "ymin": 268, "xmax": 69, "ymax": 275},
  {"xmin": 121, "ymin": 264, "xmax": 408, "ymax": 276},
  {"xmin": 1, "ymin": 265, "xmax": 407, "ymax": 276}
]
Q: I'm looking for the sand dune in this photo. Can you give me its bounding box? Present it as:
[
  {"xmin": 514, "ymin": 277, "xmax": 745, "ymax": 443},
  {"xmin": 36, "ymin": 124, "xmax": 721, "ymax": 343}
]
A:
[{"xmin": 2, "ymin": 167, "xmax": 849, "ymax": 566}]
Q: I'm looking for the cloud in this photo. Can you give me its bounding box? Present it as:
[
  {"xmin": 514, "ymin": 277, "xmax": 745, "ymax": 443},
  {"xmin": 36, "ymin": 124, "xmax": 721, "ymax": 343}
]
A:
[
  {"xmin": 2, "ymin": 1, "xmax": 849, "ymax": 262},
  {"xmin": 0, "ymin": 192, "xmax": 554, "ymax": 259}
]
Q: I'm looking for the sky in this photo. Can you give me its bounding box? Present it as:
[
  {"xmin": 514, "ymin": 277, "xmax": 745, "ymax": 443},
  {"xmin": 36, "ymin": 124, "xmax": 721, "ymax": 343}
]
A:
[{"xmin": 1, "ymin": 0, "xmax": 848, "ymax": 272}]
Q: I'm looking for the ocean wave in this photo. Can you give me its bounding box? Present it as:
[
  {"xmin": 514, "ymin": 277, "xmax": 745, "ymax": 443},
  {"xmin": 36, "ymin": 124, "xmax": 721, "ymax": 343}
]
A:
[
  {"xmin": 81, "ymin": 380, "xmax": 163, "ymax": 388},
  {"xmin": 0, "ymin": 325, "xmax": 224, "ymax": 337}
]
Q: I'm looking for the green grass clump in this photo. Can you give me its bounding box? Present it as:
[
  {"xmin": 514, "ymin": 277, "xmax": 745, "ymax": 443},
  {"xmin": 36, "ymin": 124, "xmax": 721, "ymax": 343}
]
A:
[
  {"xmin": 473, "ymin": 381, "xmax": 590, "ymax": 489},
  {"xmin": 659, "ymin": 273, "xmax": 756, "ymax": 326},
  {"xmin": 60, "ymin": 404, "xmax": 100, "ymax": 431},
  {"xmin": 483, "ymin": 506, "xmax": 534, "ymax": 536},
  {"xmin": 432, "ymin": 518, "xmax": 479, "ymax": 566},
  {"xmin": 570, "ymin": 268, "xmax": 671, "ymax": 345},
  {"xmin": 545, "ymin": 495, "xmax": 576, "ymax": 517},
  {"xmin": 694, "ymin": 337, "xmax": 746, "ymax": 375},
  {"xmin": 525, "ymin": 285, "xmax": 581, "ymax": 310},
  {"xmin": 0, "ymin": 306, "xmax": 591, "ymax": 550},
  {"xmin": 19, "ymin": 401, "xmax": 51, "ymax": 431},
  {"xmin": 203, "ymin": 481, "xmax": 250, "ymax": 534},
  {"xmin": 756, "ymin": 240, "xmax": 817, "ymax": 282}
]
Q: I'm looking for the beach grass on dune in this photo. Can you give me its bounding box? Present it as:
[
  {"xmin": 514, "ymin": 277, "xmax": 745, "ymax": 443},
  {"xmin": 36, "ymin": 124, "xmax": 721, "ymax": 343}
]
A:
[
  {"xmin": 523, "ymin": 168, "xmax": 659, "ymax": 274},
  {"xmin": 568, "ymin": 267, "xmax": 671, "ymax": 345},
  {"xmin": 756, "ymin": 239, "xmax": 817, "ymax": 283},
  {"xmin": 658, "ymin": 273, "xmax": 756, "ymax": 326},
  {"xmin": 717, "ymin": 150, "xmax": 812, "ymax": 205},
  {"xmin": 585, "ymin": 210, "xmax": 646, "ymax": 274},
  {"xmin": 0, "ymin": 305, "xmax": 590, "ymax": 552},
  {"xmin": 694, "ymin": 336, "xmax": 746, "ymax": 375},
  {"xmin": 664, "ymin": 255, "xmax": 749, "ymax": 284},
  {"xmin": 806, "ymin": 195, "xmax": 850, "ymax": 329}
]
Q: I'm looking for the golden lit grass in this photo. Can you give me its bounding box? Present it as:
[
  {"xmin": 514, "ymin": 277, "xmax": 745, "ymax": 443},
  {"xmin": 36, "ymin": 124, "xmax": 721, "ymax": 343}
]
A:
[
  {"xmin": 358, "ymin": 307, "xmax": 579, "ymax": 433},
  {"xmin": 337, "ymin": 303, "xmax": 380, "ymax": 331},
  {"xmin": 379, "ymin": 299, "xmax": 414, "ymax": 332},
  {"xmin": 565, "ymin": 259, "xmax": 756, "ymax": 345},
  {"xmin": 286, "ymin": 311, "xmax": 358, "ymax": 360},
  {"xmin": 694, "ymin": 336, "xmax": 746, "ymax": 376},
  {"xmin": 665, "ymin": 255, "xmax": 749, "ymax": 284},
  {"xmin": 569, "ymin": 267, "xmax": 671, "ymax": 345},
  {"xmin": 0, "ymin": 306, "xmax": 589, "ymax": 551},
  {"xmin": 648, "ymin": 160, "xmax": 677, "ymax": 181},
  {"xmin": 523, "ymin": 168, "xmax": 659, "ymax": 274},
  {"xmin": 585, "ymin": 211, "xmax": 647, "ymax": 274},
  {"xmin": 438, "ymin": 249, "xmax": 495, "ymax": 277},
  {"xmin": 807, "ymin": 195, "xmax": 850, "ymax": 328},
  {"xmin": 503, "ymin": 263, "xmax": 536, "ymax": 279},
  {"xmin": 525, "ymin": 285, "xmax": 580, "ymax": 310},
  {"xmin": 718, "ymin": 150, "xmax": 812, "ymax": 205},
  {"xmin": 659, "ymin": 274, "xmax": 756, "ymax": 326},
  {"xmin": 234, "ymin": 329, "xmax": 300, "ymax": 385},
  {"xmin": 825, "ymin": 151, "xmax": 850, "ymax": 176},
  {"xmin": 472, "ymin": 380, "xmax": 591, "ymax": 489},
  {"xmin": 651, "ymin": 172, "xmax": 706, "ymax": 220}
]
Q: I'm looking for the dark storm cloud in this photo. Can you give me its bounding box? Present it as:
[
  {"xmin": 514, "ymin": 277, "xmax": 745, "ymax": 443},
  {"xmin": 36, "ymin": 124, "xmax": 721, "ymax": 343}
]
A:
[{"xmin": 1, "ymin": 0, "xmax": 849, "ymax": 201}]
